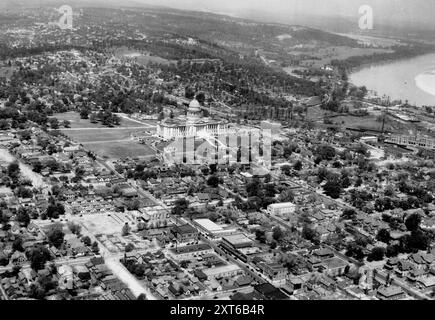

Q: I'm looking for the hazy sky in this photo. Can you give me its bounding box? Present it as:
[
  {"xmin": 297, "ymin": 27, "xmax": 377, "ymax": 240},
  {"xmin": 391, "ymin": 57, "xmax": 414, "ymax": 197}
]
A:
[{"xmin": 136, "ymin": 0, "xmax": 435, "ymax": 26}]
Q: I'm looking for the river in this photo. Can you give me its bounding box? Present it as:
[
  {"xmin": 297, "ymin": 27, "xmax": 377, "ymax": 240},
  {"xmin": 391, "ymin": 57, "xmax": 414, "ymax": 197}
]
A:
[{"xmin": 350, "ymin": 53, "xmax": 435, "ymax": 107}]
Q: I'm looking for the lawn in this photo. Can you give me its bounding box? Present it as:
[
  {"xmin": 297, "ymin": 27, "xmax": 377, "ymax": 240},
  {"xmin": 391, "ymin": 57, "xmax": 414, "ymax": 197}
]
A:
[
  {"xmin": 63, "ymin": 128, "xmax": 148, "ymax": 143},
  {"xmin": 0, "ymin": 66, "xmax": 15, "ymax": 79},
  {"xmin": 83, "ymin": 141, "xmax": 156, "ymax": 159},
  {"xmin": 54, "ymin": 111, "xmax": 147, "ymax": 129}
]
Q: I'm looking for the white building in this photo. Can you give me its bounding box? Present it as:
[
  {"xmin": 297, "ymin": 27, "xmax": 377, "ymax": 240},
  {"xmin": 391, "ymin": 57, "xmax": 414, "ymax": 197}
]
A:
[
  {"xmin": 267, "ymin": 202, "xmax": 296, "ymax": 215},
  {"xmin": 193, "ymin": 218, "xmax": 238, "ymax": 237},
  {"xmin": 202, "ymin": 264, "xmax": 242, "ymax": 279},
  {"xmin": 157, "ymin": 99, "xmax": 229, "ymax": 140}
]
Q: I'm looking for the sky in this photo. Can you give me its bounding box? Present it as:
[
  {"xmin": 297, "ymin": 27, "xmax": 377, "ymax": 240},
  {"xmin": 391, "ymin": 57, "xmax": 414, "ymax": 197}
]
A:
[
  {"xmin": 134, "ymin": 0, "xmax": 435, "ymax": 28},
  {"xmin": 3, "ymin": 0, "xmax": 435, "ymax": 29}
]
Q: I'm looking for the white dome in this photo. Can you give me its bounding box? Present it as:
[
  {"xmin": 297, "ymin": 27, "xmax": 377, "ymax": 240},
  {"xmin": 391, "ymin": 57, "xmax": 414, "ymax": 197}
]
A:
[{"xmin": 188, "ymin": 99, "xmax": 201, "ymax": 112}]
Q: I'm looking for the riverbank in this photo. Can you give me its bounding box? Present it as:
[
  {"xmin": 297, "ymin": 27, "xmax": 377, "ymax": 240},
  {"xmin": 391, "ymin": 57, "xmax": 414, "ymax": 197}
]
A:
[{"xmin": 350, "ymin": 53, "xmax": 435, "ymax": 107}]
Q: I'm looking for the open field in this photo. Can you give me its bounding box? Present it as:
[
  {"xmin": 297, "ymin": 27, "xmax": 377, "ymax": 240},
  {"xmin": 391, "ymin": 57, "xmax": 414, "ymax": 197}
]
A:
[
  {"xmin": 62, "ymin": 128, "xmax": 147, "ymax": 143},
  {"xmin": 54, "ymin": 111, "xmax": 147, "ymax": 129},
  {"xmin": 113, "ymin": 47, "xmax": 176, "ymax": 66},
  {"xmin": 0, "ymin": 66, "xmax": 15, "ymax": 79},
  {"xmin": 80, "ymin": 212, "xmax": 133, "ymax": 235},
  {"xmin": 57, "ymin": 113, "xmax": 158, "ymax": 159},
  {"xmin": 83, "ymin": 141, "xmax": 156, "ymax": 159},
  {"xmin": 292, "ymin": 46, "xmax": 393, "ymax": 68}
]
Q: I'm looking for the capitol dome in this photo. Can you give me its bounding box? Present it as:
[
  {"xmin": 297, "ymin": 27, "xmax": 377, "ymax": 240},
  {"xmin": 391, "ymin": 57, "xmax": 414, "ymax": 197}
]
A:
[{"xmin": 188, "ymin": 99, "xmax": 201, "ymax": 113}]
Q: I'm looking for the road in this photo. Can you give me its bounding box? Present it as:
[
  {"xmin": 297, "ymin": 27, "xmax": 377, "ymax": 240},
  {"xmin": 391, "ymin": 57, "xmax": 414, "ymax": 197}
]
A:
[
  {"xmin": 60, "ymin": 126, "xmax": 153, "ymax": 131},
  {"xmin": 0, "ymin": 282, "xmax": 8, "ymax": 300},
  {"xmin": 76, "ymin": 215, "xmax": 159, "ymax": 300}
]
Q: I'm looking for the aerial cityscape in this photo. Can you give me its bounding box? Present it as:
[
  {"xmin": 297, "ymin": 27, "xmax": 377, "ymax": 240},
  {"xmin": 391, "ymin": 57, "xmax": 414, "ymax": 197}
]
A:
[{"xmin": 1, "ymin": 0, "xmax": 435, "ymax": 304}]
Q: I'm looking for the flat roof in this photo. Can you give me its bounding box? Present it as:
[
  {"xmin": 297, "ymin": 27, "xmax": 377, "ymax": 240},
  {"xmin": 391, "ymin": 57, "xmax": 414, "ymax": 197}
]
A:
[
  {"xmin": 171, "ymin": 243, "xmax": 212, "ymax": 255},
  {"xmin": 268, "ymin": 202, "xmax": 295, "ymax": 209},
  {"xmin": 223, "ymin": 233, "xmax": 253, "ymax": 246},
  {"xmin": 202, "ymin": 264, "xmax": 241, "ymax": 277},
  {"xmin": 377, "ymin": 285, "xmax": 404, "ymax": 297},
  {"xmin": 194, "ymin": 219, "xmax": 223, "ymax": 232},
  {"xmin": 173, "ymin": 224, "xmax": 197, "ymax": 234},
  {"xmin": 320, "ymin": 257, "xmax": 348, "ymax": 269}
]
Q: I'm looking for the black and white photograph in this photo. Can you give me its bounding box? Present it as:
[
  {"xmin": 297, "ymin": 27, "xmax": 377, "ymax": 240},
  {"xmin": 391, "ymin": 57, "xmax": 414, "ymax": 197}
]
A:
[{"xmin": 0, "ymin": 0, "xmax": 435, "ymax": 311}]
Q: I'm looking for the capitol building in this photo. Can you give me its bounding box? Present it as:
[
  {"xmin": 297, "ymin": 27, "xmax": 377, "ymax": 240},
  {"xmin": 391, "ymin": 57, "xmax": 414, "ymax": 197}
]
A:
[{"xmin": 156, "ymin": 99, "xmax": 229, "ymax": 140}]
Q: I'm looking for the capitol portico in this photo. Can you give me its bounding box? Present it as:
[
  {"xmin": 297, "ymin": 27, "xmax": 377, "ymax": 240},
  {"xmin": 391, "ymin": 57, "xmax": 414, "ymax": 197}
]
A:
[{"xmin": 157, "ymin": 99, "xmax": 229, "ymax": 140}]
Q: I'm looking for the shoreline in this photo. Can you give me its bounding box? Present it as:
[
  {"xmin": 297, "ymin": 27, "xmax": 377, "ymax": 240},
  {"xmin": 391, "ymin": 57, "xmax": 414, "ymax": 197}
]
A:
[
  {"xmin": 349, "ymin": 52, "xmax": 435, "ymax": 107},
  {"xmin": 348, "ymin": 51, "xmax": 435, "ymax": 75}
]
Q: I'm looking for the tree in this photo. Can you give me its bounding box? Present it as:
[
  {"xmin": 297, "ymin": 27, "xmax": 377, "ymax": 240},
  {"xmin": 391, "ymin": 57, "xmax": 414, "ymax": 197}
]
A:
[
  {"xmin": 82, "ymin": 236, "xmax": 91, "ymax": 246},
  {"xmin": 16, "ymin": 207, "xmax": 30, "ymax": 226},
  {"xmin": 345, "ymin": 242, "xmax": 365, "ymax": 260},
  {"xmin": 293, "ymin": 160, "xmax": 302, "ymax": 171},
  {"xmin": 207, "ymin": 175, "xmax": 220, "ymax": 188},
  {"xmin": 316, "ymin": 144, "xmax": 336, "ymax": 161},
  {"xmin": 171, "ymin": 198, "xmax": 190, "ymax": 216},
  {"xmin": 80, "ymin": 108, "xmax": 89, "ymax": 119},
  {"xmin": 0, "ymin": 119, "xmax": 10, "ymax": 130},
  {"xmin": 91, "ymin": 241, "xmax": 100, "ymax": 254},
  {"xmin": 405, "ymin": 213, "xmax": 421, "ymax": 232},
  {"xmin": 278, "ymin": 189, "xmax": 294, "ymax": 203},
  {"xmin": 62, "ymin": 120, "xmax": 71, "ymax": 128},
  {"xmin": 46, "ymin": 223, "xmax": 65, "ymax": 248},
  {"xmin": 272, "ymin": 226, "xmax": 283, "ymax": 241},
  {"xmin": 67, "ymin": 222, "xmax": 81, "ymax": 236},
  {"xmin": 255, "ymin": 229, "xmax": 266, "ymax": 243},
  {"xmin": 137, "ymin": 293, "xmax": 148, "ymax": 300},
  {"xmin": 367, "ymin": 247, "xmax": 386, "ymax": 262},
  {"xmin": 7, "ymin": 162, "xmax": 20, "ymax": 179},
  {"xmin": 342, "ymin": 209, "xmax": 357, "ymax": 220},
  {"xmin": 89, "ymin": 113, "xmax": 98, "ymax": 124},
  {"xmin": 323, "ymin": 178, "xmax": 342, "ymax": 199},
  {"xmin": 49, "ymin": 118, "xmax": 59, "ymax": 130},
  {"xmin": 302, "ymin": 225, "xmax": 320, "ymax": 245},
  {"xmin": 33, "ymin": 161, "xmax": 43, "ymax": 173},
  {"xmin": 12, "ymin": 237, "xmax": 24, "ymax": 252},
  {"xmin": 16, "ymin": 186, "xmax": 33, "ymax": 198},
  {"xmin": 376, "ymin": 229, "xmax": 391, "ymax": 244},
  {"xmin": 122, "ymin": 223, "xmax": 131, "ymax": 236},
  {"xmin": 386, "ymin": 244, "xmax": 400, "ymax": 257},
  {"xmin": 27, "ymin": 245, "xmax": 52, "ymax": 271},
  {"xmin": 0, "ymin": 252, "xmax": 8, "ymax": 266},
  {"xmin": 125, "ymin": 243, "xmax": 135, "ymax": 252},
  {"xmin": 46, "ymin": 203, "xmax": 65, "ymax": 219}
]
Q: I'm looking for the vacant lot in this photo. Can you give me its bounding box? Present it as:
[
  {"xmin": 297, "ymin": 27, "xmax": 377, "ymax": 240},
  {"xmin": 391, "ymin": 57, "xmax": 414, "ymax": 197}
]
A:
[
  {"xmin": 80, "ymin": 212, "xmax": 133, "ymax": 235},
  {"xmin": 83, "ymin": 141, "xmax": 156, "ymax": 159}
]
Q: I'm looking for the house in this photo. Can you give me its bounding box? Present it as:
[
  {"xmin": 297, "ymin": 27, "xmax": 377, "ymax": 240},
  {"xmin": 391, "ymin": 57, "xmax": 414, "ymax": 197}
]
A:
[
  {"xmin": 376, "ymin": 285, "xmax": 405, "ymax": 300},
  {"xmin": 202, "ymin": 264, "xmax": 242, "ymax": 279},
  {"xmin": 313, "ymin": 248, "xmax": 334, "ymax": 259},
  {"xmin": 258, "ymin": 262, "xmax": 287, "ymax": 283},
  {"xmin": 317, "ymin": 257, "xmax": 348, "ymax": 276},
  {"xmin": 10, "ymin": 251, "xmax": 27, "ymax": 267},
  {"xmin": 170, "ymin": 243, "xmax": 214, "ymax": 260},
  {"xmin": 171, "ymin": 224, "xmax": 198, "ymax": 243},
  {"xmin": 417, "ymin": 276, "xmax": 435, "ymax": 289},
  {"xmin": 254, "ymin": 283, "xmax": 289, "ymax": 300},
  {"xmin": 267, "ymin": 202, "xmax": 296, "ymax": 215}
]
